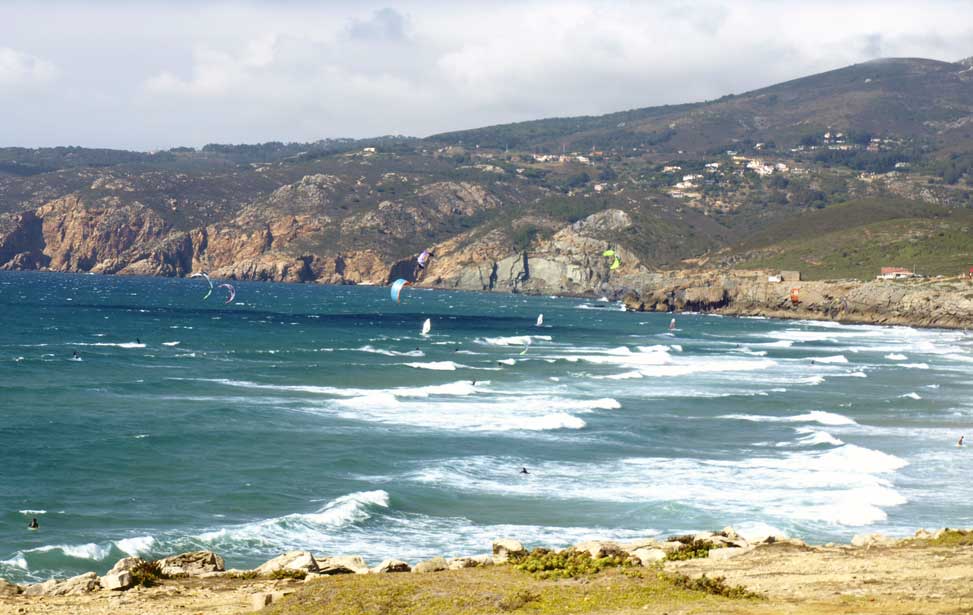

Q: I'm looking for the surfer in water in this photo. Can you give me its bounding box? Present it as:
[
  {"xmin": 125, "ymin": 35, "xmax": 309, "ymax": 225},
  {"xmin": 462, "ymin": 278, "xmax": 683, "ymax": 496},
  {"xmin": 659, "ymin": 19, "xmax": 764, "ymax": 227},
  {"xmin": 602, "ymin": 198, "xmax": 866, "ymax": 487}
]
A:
[
  {"xmin": 958, "ymin": 435, "xmax": 965, "ymax": 447},
  {"xmin": 520, "ymin": 467, "xmax": 529, "ymax": 475},
  {"xmin": 71, "ymin": 350, "xmax": 80, "ymax": 360},
  {"xmin": 28, "ymin": 518, "xmax": 38, "ymax": 530},
  {"xmin": 471, "ymin": 379, "xmax": 477, "ymax": 386},
  {"xmin": 136, "ymin": 338, "xmax": 141, "ymax": 345}
]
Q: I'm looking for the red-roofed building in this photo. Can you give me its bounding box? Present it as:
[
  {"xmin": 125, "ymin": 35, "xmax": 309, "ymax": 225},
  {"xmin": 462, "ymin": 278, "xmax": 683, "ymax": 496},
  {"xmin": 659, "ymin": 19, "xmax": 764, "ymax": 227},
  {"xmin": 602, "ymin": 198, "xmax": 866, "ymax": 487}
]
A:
[{"xmin": 878, "ymin": 267, "xmax": 915, "ymax": 280}]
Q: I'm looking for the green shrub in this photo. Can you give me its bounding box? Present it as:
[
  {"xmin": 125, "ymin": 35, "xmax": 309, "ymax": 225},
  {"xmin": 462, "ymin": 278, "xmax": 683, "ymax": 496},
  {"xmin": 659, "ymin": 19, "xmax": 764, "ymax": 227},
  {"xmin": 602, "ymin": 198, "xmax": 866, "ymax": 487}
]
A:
[
  {"xmin": 510, "ymin": 548, "xmax": 633, "ymax": 580},
  {"xmin": 130, "ymin": 560, "xmax": 167, "ymax": 587},
  {"xmin": 665, "ymin": 572, "xmax": 762, "ymax": 599},
  {"xmin": 664, "ymin": 539, "xmax": 714, "ymax": 561},
  {"xmin": 269, "ymin": 568, "xmax": 308, "ymax": 580},
  {"xmin": 226, "ymin": 569, "xmax": 259, "ymax": 580}
]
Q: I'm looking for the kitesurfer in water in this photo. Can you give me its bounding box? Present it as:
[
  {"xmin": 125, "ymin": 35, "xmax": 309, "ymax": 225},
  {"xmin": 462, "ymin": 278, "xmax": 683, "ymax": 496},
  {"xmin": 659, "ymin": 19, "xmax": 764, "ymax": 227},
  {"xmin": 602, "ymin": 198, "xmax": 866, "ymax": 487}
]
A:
[
  {"xmin": 136, "ymin": 338, "xmax": 141, "ymax": 345},
  {"xmin": 27, "ymin": 518, "xmax": 38, "ymax": 530},
  {"xmin": 471, "ymin": 379, "xmax": 477, "ymax": 386},
  {"xmin": 520, "ymin": 467, "xmax": 529, "ymax": 475},
  {"xmin": 959, "ymin": 435, "xmax": 965, "ymax": 447},
  {"xmin": 72, "ymin": 350, "xmax": 80, "ymax": 360}
]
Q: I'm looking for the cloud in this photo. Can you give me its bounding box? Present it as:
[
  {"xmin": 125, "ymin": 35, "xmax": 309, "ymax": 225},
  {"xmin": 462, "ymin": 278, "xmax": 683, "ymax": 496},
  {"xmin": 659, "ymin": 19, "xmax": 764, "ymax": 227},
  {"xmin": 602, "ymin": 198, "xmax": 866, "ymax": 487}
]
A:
[
  {"xmin": 0, "ymin": 47, "xmax": 57, "ymax": 87},
  {"xmin": 347, "ymin": 7, "xmax": 410, "ymax": 41},
  {"xmin": 0, "ymin": 1, "xmax": 971, "ymax": 149}
]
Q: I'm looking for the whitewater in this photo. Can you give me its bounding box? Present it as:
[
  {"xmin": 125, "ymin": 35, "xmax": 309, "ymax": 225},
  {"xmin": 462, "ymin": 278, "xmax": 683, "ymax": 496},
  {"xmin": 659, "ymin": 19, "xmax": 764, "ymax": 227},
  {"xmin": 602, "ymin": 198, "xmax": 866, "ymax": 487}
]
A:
[{"xmin": 1, "ymin": 271, "xmax": 972, "ymax": 582}]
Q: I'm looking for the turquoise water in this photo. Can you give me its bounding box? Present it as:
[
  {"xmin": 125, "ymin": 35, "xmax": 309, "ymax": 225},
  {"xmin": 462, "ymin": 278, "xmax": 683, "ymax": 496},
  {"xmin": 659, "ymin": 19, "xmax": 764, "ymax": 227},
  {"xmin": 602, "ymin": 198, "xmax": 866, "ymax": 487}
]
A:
[{"xmin": 1, "ymin": 271, "xmax": 971, "ymax": 582}]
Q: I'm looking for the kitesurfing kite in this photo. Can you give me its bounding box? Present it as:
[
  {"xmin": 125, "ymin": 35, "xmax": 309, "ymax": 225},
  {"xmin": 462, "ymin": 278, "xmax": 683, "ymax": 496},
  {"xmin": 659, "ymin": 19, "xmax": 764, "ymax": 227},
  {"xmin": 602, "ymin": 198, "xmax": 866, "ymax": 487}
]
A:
[
  {"xmin": 417, "ymin": 250, "xmax": 432, "ymax": 269},
  {"xmin": 602, "ymin": 249, "xmax": 621, "ymax": 271},
  {"xmin": 189, "ymin": 272, "xmax": 214, "ymax": 300},
  {"xmin": 218, "ymin": 283, "xmax": 236, "ymax": 305},
  {"xmin": 390, "ymin": 279, "xmax": 412, "ymax": 303}
]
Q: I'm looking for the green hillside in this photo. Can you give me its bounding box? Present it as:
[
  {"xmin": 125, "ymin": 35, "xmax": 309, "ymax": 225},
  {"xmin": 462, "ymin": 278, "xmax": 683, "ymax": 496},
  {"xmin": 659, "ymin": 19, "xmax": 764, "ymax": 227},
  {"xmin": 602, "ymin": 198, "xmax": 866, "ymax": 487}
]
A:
[{"xmin": 727, "ymin": 198, "xmax": 973, "ymax": 280}]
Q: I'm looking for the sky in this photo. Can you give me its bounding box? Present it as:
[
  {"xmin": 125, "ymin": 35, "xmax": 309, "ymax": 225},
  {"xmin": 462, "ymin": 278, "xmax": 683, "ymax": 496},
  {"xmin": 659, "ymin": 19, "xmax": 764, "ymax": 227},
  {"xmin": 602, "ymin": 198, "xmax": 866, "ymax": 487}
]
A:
[{"xmin": 1, "ymin": 0, "xmax": 971, "ymax": 150}]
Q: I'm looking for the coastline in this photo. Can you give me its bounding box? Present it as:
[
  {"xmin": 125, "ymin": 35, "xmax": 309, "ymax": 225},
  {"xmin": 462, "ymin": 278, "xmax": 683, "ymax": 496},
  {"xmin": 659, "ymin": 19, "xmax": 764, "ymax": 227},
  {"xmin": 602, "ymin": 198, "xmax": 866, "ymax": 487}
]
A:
[
  {"xmin": 5, "ymin": 267, "xmax": 973, "ymax": 331},
  {"xmin": 1, "ymin": 528, "xmax": 970, "ymax": 614}
]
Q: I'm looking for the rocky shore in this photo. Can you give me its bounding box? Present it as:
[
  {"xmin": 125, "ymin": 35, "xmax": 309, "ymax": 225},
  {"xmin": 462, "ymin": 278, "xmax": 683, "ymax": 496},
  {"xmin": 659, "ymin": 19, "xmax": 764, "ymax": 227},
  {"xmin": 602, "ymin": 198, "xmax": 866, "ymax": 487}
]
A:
[
  {"xmin": 2, "ymin": 527, "xmax": 970, "ymax": 614},
  {"xmin": 620, "ymin": 269, "xmax": 973, "ymax": 330}
]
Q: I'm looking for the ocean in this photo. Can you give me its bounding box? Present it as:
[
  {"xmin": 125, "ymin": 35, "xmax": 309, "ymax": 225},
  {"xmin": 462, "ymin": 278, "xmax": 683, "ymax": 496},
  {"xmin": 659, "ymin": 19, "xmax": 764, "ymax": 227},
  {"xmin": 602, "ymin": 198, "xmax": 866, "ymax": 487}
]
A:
[{"xmin": 1, "ymin": 271, "xmax": 970, "ymax": 582}]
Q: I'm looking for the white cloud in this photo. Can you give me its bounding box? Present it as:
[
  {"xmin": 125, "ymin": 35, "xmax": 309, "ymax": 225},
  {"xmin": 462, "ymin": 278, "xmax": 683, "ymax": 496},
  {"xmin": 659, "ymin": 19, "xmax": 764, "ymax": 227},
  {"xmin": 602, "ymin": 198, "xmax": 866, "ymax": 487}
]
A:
[
  {"xmin": 0, "ymin": 1, "xmax": 970, "ymax": 148},
  {"xmin": 0, "ymin": 47, "xmax": 57, "ymax": 86}
]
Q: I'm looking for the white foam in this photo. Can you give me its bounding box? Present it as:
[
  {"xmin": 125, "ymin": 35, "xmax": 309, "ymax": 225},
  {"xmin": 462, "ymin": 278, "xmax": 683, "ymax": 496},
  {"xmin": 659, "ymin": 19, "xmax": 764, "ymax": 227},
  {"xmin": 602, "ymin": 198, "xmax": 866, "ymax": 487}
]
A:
[
  {"xmin": 480, "ymin": 335, "xmax": 552, "ymax": 346},
  {"xmin": 19, "ymin": 509, "xmax": 46, "ymax": 515},
  {"xmin": 901, "ymin": 363, "xmax": 930, "ymax": 369},
  {"xmin": 792, "ymin": 428, "xmax": 844, "ymax": 447},
  {"xmin": 885, "ymin": 353, "xmax": 908, "ymax": 361},
  {"xmin": 357, "ymin": 345, "xmax": 424, "ymax": 357},
  {"xmin": 71, "ymin": 342, "xmax": 145, "ymax": 349},
  {"xmin": 196, "ymin": 490, "xmax": 390, "ymax": 551},
  {"xmin": 326, "ymin": 394, "xmax": 618, "ymax": 432},
  {"xmin": 497, "ymin": 358, "xmax": 516, "ymax": 366},
  {"xmin": 0, "ymin": 555, "xmax": 27, "ymax": 570},
  {"xmin": 162, "ymin": 341, "xmax": 180, "ymax": 347},
  {"xmin": 405, "ymin": 361, "xmax": 463, "ymax": 371},
  {"xmin": 720, "ymin": 410, "xmax": 857, "ymax": 426},
  {"xmin": 812, "ymin": 355, "xmax": 848, "ymax": 364},
  {"xmin": 28, "ymin": 543, "xmax": 112, "ymax": 561},
  {"xmin": 410, "ymin": 446, "xmax": 907, "ymax": 526},
  {"xmin": 899, "ymin": 392, "xmax": 922, "ymax": 400},
  {"xmin": 115, "ymin": 536, "xmax": 156, "ymax": 556}
]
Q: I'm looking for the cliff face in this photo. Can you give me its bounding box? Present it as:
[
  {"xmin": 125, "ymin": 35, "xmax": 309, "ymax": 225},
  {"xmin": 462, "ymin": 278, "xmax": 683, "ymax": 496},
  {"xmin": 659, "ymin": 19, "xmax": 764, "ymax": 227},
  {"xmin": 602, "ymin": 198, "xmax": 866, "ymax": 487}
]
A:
[
  {"xmin": 621, "ymin": 270, "xmax": 973, "ymax": 329},
  {"xmin": 0, "ymin": 178, "xmax": 637, "ymax": 291}
]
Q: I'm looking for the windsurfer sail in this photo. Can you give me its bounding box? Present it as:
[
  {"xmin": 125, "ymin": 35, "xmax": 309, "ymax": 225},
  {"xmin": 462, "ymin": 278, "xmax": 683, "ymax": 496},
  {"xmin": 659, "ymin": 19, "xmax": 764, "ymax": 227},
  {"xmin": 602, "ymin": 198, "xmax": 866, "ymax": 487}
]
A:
[
  {"xmin": 421, "ymin": 318, "xmax": 431, "ymax": 336},
  {"xmin": 536, "ymin": 314, "xmax": 544, "ymax": 327}
]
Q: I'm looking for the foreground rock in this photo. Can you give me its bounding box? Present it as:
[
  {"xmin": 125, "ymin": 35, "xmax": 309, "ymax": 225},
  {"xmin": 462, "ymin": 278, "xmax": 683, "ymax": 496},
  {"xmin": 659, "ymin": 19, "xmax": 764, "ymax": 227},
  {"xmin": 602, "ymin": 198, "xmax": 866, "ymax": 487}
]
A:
[
  {"xmin": 372, "ymin": 559, "xmax": 411, "ymax": 573},
  {"xmin": 0, "ymin": 579, "xmax": 22, "ymax": 596},
  {"xmin": 412, "ymin": 557, "xmax": 450, "ymax": 574},
  {"xmin": 158, "ymin": 551, "xmax": 225, "ymax": 577},
  {"xmin": 255, "ymin": 551, "xmax": 319, "ymax": 576},
  {"xmin": 23, "ymin": 572, "xmax": 100, "ymax": 596},
  {"xmin": 317, "ymin": 555, "xmax": 369, "ymax": 575},
  {"xmin": 492, "ymin": 538, "xmax": 526, "ymax": 562}
]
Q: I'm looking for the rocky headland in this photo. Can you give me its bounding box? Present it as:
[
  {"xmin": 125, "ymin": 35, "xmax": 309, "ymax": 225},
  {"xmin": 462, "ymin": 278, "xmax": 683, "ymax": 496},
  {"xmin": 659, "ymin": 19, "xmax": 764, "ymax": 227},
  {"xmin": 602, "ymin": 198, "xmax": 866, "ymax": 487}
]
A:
[{"xmin": 1, "ymin": 528, "xmax": 971, "ymax": 614}]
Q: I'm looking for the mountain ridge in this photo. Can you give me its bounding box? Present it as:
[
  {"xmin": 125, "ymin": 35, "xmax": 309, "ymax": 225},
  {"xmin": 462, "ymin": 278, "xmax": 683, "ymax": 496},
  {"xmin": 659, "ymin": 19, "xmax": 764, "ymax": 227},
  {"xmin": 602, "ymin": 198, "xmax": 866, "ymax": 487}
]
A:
[{"xmin": 0, "ymin": 56, "xmax": 971, "ymax": 294}]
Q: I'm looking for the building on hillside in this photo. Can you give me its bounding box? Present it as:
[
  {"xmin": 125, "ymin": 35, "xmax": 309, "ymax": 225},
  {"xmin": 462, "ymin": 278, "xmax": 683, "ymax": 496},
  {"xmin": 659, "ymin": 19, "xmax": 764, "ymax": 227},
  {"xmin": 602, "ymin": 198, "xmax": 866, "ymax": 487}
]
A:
[
  {"xmin": 767, "ymin": 274, "xmax": 783, "ymax": 283},
  {"xmin": 878, "ymin": 267, "xmax": 916, "ymax": 280},
  {"xmin": 662, "ymin": 165, "xmax": 682, "ymax": 173},
  {"xmin": 780, "ymin": 270, "xmax": 801, "ymax": 282}
]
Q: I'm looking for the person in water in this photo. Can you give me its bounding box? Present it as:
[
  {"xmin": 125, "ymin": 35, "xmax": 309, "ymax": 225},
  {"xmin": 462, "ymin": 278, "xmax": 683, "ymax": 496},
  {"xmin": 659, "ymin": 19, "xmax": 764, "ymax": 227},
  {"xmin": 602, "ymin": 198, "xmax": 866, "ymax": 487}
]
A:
[
  {"xmin": 72, "ymin": 350, "xmax": 79, "ymax": 359},
  {"xmin": 136, "ymin": 338, "xmax": 141, "ymax": 344},
  {"xmin": 959, "ymin": 435, "xmax": 965, "ymax": 447},
  {"xmin": 471, "ymin": 379, "xmax": 477, "ymax": 386},
  {"xmin": 520, "ymin": 467, "xmax": 529, "ymax": 475},
  {"xmin": 28, "ymin": 518, "xmax": 38, "ymax": 529}
]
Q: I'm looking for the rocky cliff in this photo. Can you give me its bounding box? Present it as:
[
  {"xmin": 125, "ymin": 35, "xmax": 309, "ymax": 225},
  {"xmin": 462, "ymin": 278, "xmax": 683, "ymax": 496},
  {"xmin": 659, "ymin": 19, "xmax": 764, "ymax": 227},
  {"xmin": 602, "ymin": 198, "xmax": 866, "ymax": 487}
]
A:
[{"xmin": 621, "ymin": 269, "xmax": 973, "ymax": 329}]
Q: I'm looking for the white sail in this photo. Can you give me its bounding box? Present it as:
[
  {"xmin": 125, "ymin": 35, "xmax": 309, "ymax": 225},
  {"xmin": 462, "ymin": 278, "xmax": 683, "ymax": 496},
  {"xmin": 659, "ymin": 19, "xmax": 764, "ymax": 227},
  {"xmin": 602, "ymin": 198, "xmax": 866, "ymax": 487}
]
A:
[
  {"xmin": 536, "ymin": 314, "xmax": 544, "ymax": 327},
  {"xmin": 421, "ymin": 318, "xmax": 431, "ymax": 335}
]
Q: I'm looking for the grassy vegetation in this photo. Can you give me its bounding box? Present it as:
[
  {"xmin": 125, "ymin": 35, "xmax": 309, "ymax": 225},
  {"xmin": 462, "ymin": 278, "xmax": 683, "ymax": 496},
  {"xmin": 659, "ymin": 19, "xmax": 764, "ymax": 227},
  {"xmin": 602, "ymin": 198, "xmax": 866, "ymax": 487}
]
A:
[
  {"xmin": 730, "ymin": 198, "xmax": 973, "ymax": 280},
  {"xmin": 510, "ymin": 548, "xmax": 634, "ymax": 580},
  {"xmin": 915, "ymin": 529, "xmax": 973, "ymax": 547},
  {"xmin": 664, "ymin": 540, "xmax": 714, "ymax": 561},
  {"xmin": 265, "ymin": 565, "xmax": 762, "ymax": 615}
]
